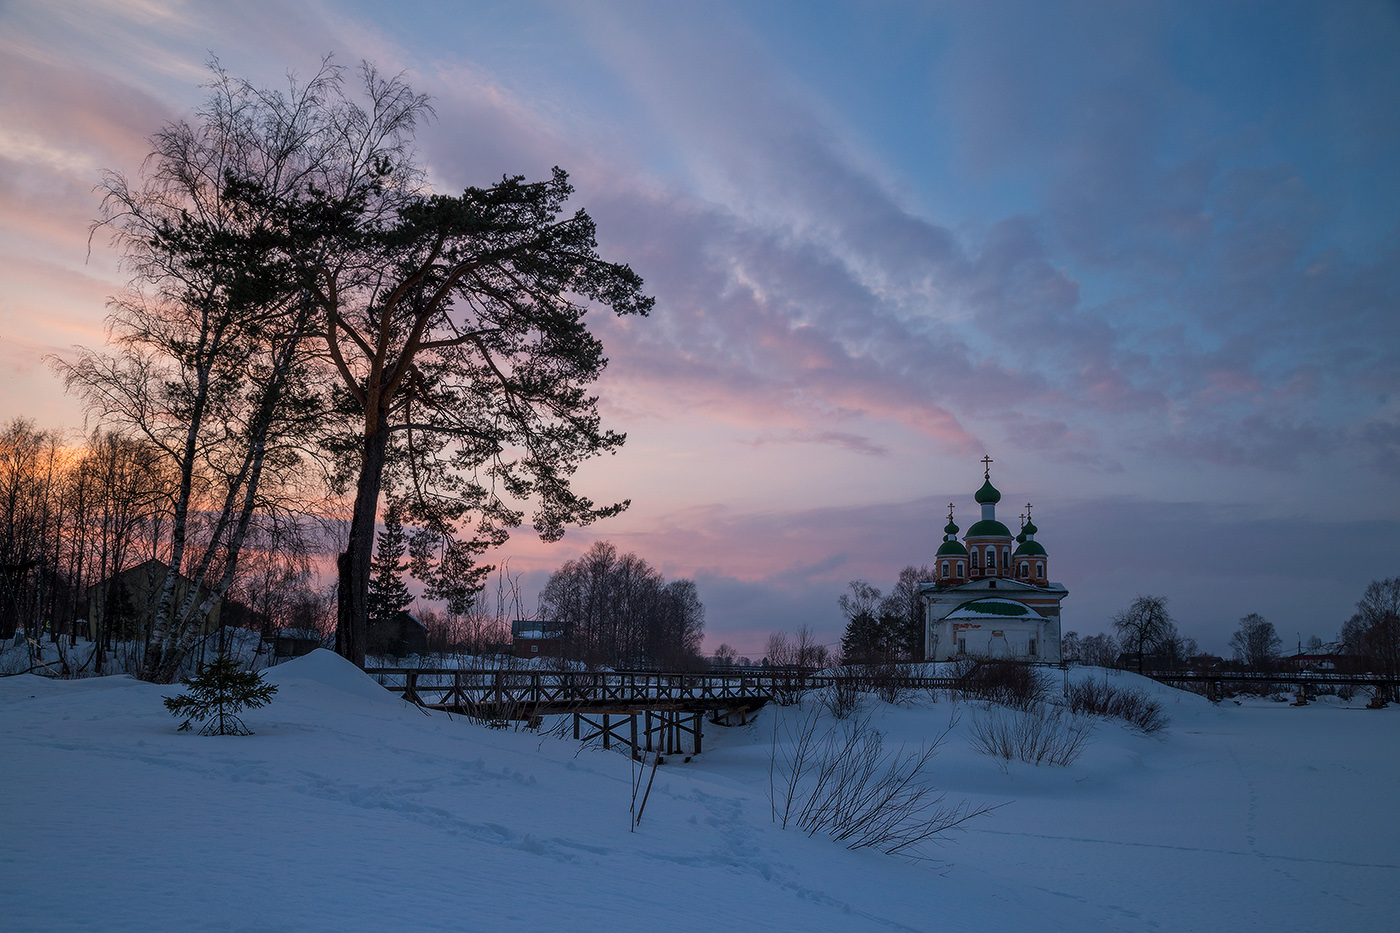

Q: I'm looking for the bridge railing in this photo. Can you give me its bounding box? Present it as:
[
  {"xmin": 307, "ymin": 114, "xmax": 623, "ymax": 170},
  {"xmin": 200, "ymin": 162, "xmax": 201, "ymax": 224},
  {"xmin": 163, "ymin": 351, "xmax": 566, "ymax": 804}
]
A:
[
  {"xmin": 364, "ymin": 667, "xmax": 961, "ymax": 710},
  {"xmin": 1141, "ymin": 669, "xmax": 1398, "ymax": 686}
]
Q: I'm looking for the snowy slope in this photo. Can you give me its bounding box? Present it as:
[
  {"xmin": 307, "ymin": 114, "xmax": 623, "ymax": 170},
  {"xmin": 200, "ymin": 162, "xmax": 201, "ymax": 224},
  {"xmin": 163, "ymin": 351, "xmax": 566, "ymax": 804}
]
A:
[{"xmin": 1, "ymin": 653, "xmax": 1396, "ymax": 932}]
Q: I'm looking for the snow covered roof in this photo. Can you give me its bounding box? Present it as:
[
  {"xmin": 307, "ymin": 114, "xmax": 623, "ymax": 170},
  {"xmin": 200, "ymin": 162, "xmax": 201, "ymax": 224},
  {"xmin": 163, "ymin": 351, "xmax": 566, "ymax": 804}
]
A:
[{"xmin": 945, "ymin": 598, "xmax": 1034, "ymax": 620}]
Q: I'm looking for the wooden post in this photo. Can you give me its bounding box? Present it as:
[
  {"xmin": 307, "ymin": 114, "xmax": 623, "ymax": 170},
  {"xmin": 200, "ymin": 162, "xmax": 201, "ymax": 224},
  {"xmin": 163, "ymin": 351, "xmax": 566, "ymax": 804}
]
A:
[
  {"xmin": 573, "ymin": 712, "xmax": 580, "ymax": 740},
  {"xmin": 631, "ymin": 713, "xmax": 639, "ymax": 760},
  {"xmin": 603, "ymin": 713, "xmax": 611, "ymax": 750},
  {"xmin": 692, "ymin": 710, "xmax": 702, "ymax": 755}
]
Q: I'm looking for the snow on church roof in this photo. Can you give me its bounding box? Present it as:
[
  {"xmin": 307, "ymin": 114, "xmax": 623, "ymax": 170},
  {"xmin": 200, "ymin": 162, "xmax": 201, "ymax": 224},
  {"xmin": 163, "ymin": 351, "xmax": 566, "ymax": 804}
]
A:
[{"xmin": 945, "ymin": 598, "xmax": 1033, "ymax": 619}]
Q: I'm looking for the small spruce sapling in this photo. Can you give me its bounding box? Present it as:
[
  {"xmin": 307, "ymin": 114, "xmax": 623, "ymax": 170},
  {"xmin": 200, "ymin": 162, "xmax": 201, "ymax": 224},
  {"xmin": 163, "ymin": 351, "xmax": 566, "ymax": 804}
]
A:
[{"xmin": 163, "ymin": 652, "xmax": 278, "ymax": 735}]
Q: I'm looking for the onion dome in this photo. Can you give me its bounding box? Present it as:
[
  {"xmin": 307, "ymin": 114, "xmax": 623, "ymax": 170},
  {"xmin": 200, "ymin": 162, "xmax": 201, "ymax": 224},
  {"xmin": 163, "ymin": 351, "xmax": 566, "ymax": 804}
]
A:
[
  {"xmin": 938, "ymin": 504, "xmax": 968, "ymax": 556},
  {"xmin": 967, "ymin": 518, "xmax": 1012, "ymax": 537},
  {"xmin": 937, "ymin": 537, "xmax": 969, "ymax": 557},
  {"xmin": 1013, "ymin": 506, "xmax": 1045, "ymax": 556},
  {"xmin": 974, "ymin": 479, "xmax": 1001, "ymax": 504}
]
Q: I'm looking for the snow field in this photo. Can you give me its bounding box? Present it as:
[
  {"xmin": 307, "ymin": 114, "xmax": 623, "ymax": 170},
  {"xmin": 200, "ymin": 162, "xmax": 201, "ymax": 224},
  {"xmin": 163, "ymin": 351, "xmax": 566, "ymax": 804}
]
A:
[{"xmin": 1, "ymin": 653, "xmax": 1396, "ymax": 931}]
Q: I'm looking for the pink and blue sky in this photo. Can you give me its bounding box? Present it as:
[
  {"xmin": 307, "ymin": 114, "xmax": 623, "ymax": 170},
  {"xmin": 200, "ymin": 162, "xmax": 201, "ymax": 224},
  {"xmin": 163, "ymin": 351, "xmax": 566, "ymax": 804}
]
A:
[{"xmin": 2, "ymin": 1, "xmax": 1398, "ymax": 656}]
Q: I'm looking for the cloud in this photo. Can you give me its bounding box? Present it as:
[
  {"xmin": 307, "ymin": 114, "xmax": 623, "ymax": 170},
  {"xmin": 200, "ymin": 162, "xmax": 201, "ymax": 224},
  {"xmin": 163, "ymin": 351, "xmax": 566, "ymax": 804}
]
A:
[{"xmin": 739, "ymin": 430, "xmax": 889, "ymax": 458}]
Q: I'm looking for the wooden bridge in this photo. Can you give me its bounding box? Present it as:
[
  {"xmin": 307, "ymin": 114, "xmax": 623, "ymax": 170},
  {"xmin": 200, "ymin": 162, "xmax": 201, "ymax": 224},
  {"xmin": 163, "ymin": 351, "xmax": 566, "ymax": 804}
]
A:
[
  {"xmin": 366, "ymin": 666, "xmax": 958, "ymax": 716},
  {"xmin": 1141, "ymin": 669, "xmax": 1397, "ymax": 705},
  {"xmin": 364, "ymin": 666, "xmax": 958, "ymax": 756},
  {"xmin": 364, "ymin": 663, "xmax": 1399, "ymax": 755}
]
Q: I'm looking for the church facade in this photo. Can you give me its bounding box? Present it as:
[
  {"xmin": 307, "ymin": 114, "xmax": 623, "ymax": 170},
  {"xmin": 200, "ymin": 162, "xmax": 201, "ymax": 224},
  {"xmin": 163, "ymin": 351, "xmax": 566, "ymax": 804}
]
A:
[{"xmin": 921, "ymin": 459, "xmax": 1067, "ymax": 662}]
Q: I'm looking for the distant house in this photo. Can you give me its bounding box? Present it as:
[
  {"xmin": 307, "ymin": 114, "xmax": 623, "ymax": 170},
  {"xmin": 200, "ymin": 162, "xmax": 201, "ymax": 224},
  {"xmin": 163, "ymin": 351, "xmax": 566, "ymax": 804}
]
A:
[
  {"xmin": 219, "ymin": 597, "xmax": 272, "ymax": 637},
  {"xmin": 1281, "ymin": 651, "xmax": 1352, "ymax": 673},
  {"xmin": 85, "ymin": 559, "xmax": 223, "ymax": 641},
  {"xmin": 368, "ymin": 610, "xmax": 429, "ymax": 658},
  {"xmin": 512, "ymin": 619, "xmax": 569, "ymax": 658},
  {"xmin": 272, "ymin": 629, "xmax": 324, "ymax": 658}
]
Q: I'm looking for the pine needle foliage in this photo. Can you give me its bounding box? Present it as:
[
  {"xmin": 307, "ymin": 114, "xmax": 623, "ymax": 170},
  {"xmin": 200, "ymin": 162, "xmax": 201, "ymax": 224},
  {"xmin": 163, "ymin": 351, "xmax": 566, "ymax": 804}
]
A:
[{"xmin": 162, "ymin": 652, "xmax": 278, "ymax": 735}]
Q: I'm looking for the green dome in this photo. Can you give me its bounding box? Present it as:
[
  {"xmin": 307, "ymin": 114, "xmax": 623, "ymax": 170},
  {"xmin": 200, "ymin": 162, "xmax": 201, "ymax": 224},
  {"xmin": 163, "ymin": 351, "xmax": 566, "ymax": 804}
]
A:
[
  {"xmin": 936, "ymin": 539, "xmax": 969, "ymax": 557},
  {"xmin": 1015, "ymin": 531, "xmax": 1026, "ymax": 544},
  {"xmin": 974, "ymin": 479, "xmax": 1001, "ymax": 504},
  {"xmin": 1023, "ymin": 520, "xmax": 1038, "ymax": 536},
  {"xmin": 944, "ymin": 520, "xmax": 959, "ymax": 536},
  {"xmin": 1013, "ymin": 540, "xmax": 1047, "ymax": 557},
  {"xmin": 966, "ymin": 519, "xmax": 1012, "ymax": 538}
]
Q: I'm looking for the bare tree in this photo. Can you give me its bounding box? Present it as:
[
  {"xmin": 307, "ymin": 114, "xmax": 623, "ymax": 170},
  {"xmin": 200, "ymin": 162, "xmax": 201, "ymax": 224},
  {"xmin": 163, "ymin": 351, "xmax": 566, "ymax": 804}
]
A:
[
  {"xmin": 882, "ymin": 565, "xmax": 934, "ymax": 659},
  {"xmin": 767, "ymin": 625, "xmax": 829, "ymax": 669},
  {"xmin": 58, "ymin": 62, "xmax": 344, "ymax": 681},
  {"xmin": 0, "ymin": 421, "xmax": 65, "ymax": 643},
  {"xmin": 71, "ymin": 431, "xmax": 170, "ymax": 670},
  {"xmin": 1229, "ymin": 612, "xmax": 1281, "ymax": 672},
  {"xmin": 537, "ymin": 541, "xmax": 703, "ymax": 668},
  {"xmin": 711, "ymin": 643, "xmax": 738, "ymax": 668},
  {"xmin": 1112, "ymin": 595, "xmax": 1174, "ymax": 674},
  {"xmin": 1078, "ymin": 632, "xmax": 1120, "ymax": 668},
  {"xmin": 1339, "ymin": 578, "xmax": 1400, "ymax": 699}
]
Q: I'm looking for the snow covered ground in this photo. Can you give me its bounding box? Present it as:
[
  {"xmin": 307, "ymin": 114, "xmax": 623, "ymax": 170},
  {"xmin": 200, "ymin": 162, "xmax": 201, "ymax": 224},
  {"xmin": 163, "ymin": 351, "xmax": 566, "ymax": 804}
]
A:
[{"xmin": 2, "ymin": 651, "xmax": 1396, "ymax": 931}]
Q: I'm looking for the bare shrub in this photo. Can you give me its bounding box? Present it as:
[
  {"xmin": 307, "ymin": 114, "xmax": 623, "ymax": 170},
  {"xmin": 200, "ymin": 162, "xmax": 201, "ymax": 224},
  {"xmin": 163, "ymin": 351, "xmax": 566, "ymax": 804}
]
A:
[
  {"xmin": 768, "ymin": 709, "xmax": 993, "ymax": 859},
  {"xmin": 967, "ymin": 705, "xmax": 1095, "ymax": 768},
  {"xmin": 867, "ymin": 661, "xmax": 915, "ymax": 705},
  {"xmin": 821, "ymin": 669, "xmax": 862, "ymax": 719},
  {"xmin": 1067, "ymin": 678, "xmax": 1169, "ymax": 734},
  {"xmin": 949, "ymin": 659, "xmax": 1048, "ymax": 710}
]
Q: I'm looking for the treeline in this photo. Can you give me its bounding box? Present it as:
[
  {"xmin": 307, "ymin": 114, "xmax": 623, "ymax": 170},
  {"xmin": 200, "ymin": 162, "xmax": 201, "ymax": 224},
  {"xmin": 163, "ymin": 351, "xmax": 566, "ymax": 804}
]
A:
[
  {"xmin": 0, "ymin": 420, "xmax": 329, "ymax": 672},
  {"xmin": 537, "ymin": 541, "xmax": 704, "ymax": 669},
  {"xmin": 1067, "ymin": 581, "xmax": 1400, "ymax": 682}
]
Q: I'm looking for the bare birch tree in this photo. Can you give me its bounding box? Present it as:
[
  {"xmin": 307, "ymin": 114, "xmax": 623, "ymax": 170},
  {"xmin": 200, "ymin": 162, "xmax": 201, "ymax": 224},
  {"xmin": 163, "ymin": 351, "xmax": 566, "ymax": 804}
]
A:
[{"xmin": 56, "ymin": 61, "xmax": 351, "ymax": 681}]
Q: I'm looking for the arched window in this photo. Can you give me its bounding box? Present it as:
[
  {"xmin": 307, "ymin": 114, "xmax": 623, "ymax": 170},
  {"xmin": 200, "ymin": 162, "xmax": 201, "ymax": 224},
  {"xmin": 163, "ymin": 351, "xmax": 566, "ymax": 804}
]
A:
[
  {"xmin": 986, "ymin": 547, "xmax": 995, "ymax": 570},
  {"xmin": 1019, "ymin": 561, "xmax": 1029, "ymax": 579},
  {"xmin": 941, "ymin": 561, "xmax": 949, "ymax": 578},
  {"xmin": 955, "ymin": 562, "xmax": 964, "ymax": 578},
  {"xmin": 971, "ymin": 549, "xmax": 980, "ymax": 569}
]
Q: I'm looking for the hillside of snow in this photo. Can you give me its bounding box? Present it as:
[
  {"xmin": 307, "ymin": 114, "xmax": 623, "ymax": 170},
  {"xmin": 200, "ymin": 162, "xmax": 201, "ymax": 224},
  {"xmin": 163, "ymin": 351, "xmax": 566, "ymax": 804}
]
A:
[{"xmin": 2, "ymin": 651, "xmax": 1397, "ymax": 931}]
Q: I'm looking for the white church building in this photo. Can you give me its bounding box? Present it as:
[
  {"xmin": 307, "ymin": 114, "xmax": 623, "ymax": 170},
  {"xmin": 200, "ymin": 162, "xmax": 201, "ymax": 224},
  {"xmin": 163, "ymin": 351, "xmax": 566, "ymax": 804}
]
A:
[{"xmin": 922, "ymin": 459, "xmax": 1067, "ymax": 662}]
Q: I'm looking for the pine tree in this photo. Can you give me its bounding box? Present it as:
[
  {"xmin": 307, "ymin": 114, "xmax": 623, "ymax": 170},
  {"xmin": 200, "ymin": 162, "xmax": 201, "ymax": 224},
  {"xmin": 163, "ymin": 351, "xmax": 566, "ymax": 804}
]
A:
[
  {"xmin": 162, "ymin": 652, "xmax": 278, "ymax": 735},
  {"xmin": 368, "ymin": 503, "xmax": 413, "ymax": 623},
  {"xmin": 841, "ymin": 611, "xmax": 885, "ymax": 664}
]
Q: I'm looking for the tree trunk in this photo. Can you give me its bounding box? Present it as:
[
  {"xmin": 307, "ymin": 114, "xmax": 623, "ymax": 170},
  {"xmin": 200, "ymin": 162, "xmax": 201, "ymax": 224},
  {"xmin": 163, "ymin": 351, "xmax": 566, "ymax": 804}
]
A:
[{"xmin": 336, "ymin": 425, "xmax": 390, "ymax": 669}]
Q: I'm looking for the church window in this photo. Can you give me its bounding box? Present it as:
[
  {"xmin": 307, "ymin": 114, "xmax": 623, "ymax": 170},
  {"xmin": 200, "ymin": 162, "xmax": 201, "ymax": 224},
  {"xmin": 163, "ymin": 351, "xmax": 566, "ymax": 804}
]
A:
[
  {"xmin": 941, "ymin": 561, "xmax": 949, "ymax": 578},
  {"xmin": 1019, "ymin": 562, "xmax": 1029, "ymax": 579},
  {"xmin": 955, "ymin": 562, "xmax": 964, "ymax": 578},
  {"xmin": 986, "ymin": 548, "xmax": 995, "ymax": 570},
  {"xmin": 957, "ymin": 638, "xmax": 966, "ymax": 655},
  {"xmin": 1028, "ymin": 638, "xmax": 1037, "ymax": 657},
  {"xmin": 971, "ymin": 550, "xmax": 980, "ymax": 569}
]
